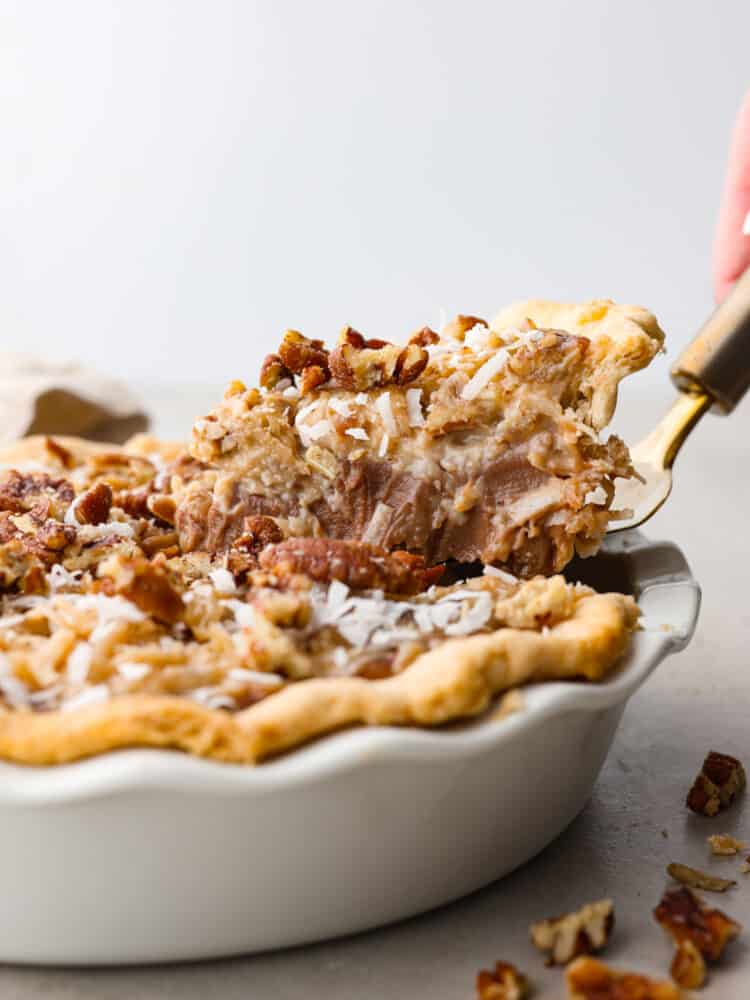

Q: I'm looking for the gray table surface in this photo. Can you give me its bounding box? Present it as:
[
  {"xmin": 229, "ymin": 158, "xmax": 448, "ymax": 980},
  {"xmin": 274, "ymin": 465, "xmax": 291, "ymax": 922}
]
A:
[{"xmin": 3, "ymin": 383, "xmax": 750, "ymax": 998}]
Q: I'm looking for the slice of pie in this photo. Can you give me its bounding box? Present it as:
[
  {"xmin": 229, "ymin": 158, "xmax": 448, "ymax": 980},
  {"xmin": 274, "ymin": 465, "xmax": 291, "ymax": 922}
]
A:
[
  {"xmin": 181, "ymin": 299, "xmax": 662, "ymax": 577},
  {"xmin": 0, "ymin": 431, "xmax": 637, "ymax": 765}
]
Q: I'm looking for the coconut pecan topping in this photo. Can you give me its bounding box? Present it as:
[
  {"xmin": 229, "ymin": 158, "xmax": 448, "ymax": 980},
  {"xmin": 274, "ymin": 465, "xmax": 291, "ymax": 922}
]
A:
[
  {"xmin": 654, "ymin": 888, "xmax": 741, "ymax": 962},
  {"xmin": 565, "ymin": 957, "xmax": 681, "ymax": 1000},
  {"xmin": 476, "ymin": 960, "xmax": 530, "ymax": 1000},
  {"xmin": 259, "ymin": 353, "xmax": 292, "ymax": 390},
  {"xmin": 686, "ymin": 750, "xmax": 746, "ymax": 817},
  {"xmin": 258, "ymin": 538, "xmax": 444, "ymax": 595},
  {"xmin": 530, "ymin": 899, "xmax": 614, "ymax": 965},
  {"xmin": 278, "ymin": 329, "xmax": 330, "ymax": 377}
]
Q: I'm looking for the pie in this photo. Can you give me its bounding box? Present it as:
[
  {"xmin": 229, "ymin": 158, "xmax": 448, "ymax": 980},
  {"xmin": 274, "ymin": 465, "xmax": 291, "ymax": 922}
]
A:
[{"xmin": 0, "ymin": 300, "xmax": 659, "ymax": 765}]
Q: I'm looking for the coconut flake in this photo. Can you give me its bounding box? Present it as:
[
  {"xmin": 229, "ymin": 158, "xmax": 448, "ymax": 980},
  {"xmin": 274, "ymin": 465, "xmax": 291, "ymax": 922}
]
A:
[
  {"xmin": 0, "ymin": 654, "xmax": 29, "ymax": 708},
  {"xmin": 227, "ymin": 668, "xmax": 284, "ymax": 687},
  {"xmin": 117, "ymin": 662, "xmax": 152, "ymax": 683},
  {"xmin": 74, "ymin": 594, "xmax": 146, "ymax": 624},
  {"xmin": 483, "ymin": 565, "xmax": 519, "ymax": 585},
  {"xmin": 442, "ymin": 593, "xmax": 493, "ymax": 636},
  {"xmin": 66, "ymin": 643, "xmax": 93, "ymax": 685},
  {"xmin": 79, "ymin": 521, "xmax": 135, "ymax": 540},
  {"xmin": 378, "ymin": 433, "xmax": 390, "ymax": 458},
  {"xmin": 222, "ymin": 598, "xmax": 257, "ymax": 629},
  {"xmin": 355, "ymin": 392, "xmax": 368, "ymax": 406},
  {"xmin": 64, "ymin": 494, "xmax": 84, "ymax": 526},
  {"xmin": 209, "ymin": 568, "xmax": 237, "ymax": 594},
  {"xmin": 361, "ymin": 502, "xmax": 393, "ymax": 545},
  {"xmin": 283, "ymin": 385, "xmax": 300, "ymax": 399},
  {"xmin": 305, "ymin": 419, "xmax": 332, "ymax": 442},
  {"xmin": 326, "ymin": 580, "xmax": 350, "ymax": 610},
  {"xmin": 48, "ymin": 563, "xmax": 83, "ymax": 592},
  {"xmin": 461, "ymin": 349, "xmax": 510, "ymax": 401},
  {"xmin": 406, "ymin": 388, "xmax": 426, "ymax": 428},
  {"xmin": 329, "ymin": 398, "xmax": 352, "ymax": 417},
  {"xmin": 62, "ymin": 684, "xmax": 109, "ymax": 712},
  {"xmin": 191, "ymin": 687, "xmax": 236, "ymax": 710},
  {"xmin": 345, "ymin": 427, "xmax": 369, "ymax": 441},
  {"xmin": 375, "ymin": 392, "xmax": 398, "ymax": 435}
]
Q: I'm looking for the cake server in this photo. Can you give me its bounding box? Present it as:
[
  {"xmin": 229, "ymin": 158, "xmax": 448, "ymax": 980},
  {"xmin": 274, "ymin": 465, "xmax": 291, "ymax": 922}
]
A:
[{"xmin": 610, "ymin": 265, "xmax": 750, "ymax": 531}]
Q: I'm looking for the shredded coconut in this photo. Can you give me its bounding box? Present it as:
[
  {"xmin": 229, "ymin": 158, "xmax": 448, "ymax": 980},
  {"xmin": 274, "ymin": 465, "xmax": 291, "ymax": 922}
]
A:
[
  {"xmin": 362, "ymin": 502, "xmax": 393, "ymax": 545},
  {"xmin": 79, "ymin": 521, "xmax": 135, "ymax": 540},
  {"xmin": 62, "ymin": 685, "xmax": 109, "ymax": 712},
  {"xmin": 191, "ymin": 687, "xmax": 236, "ymax": 711},
  {"xmin": 484, "ymin": 565, "xmax": 519, "ymax": 585},
  {"xmin": 222, "ymin": 599, "xmax": 257, "ymax": 629},
  {"xmin": 406, "ymin": 388, "xmax": 426, "ymax": 428},
  {"xmin": 345, "ymin": 427, "xmax": 369, "ymax": 441},
  {"xmin": 375, "ymin": 392, "xmax": 398, "ymax": 435},
  {"xmin": 117, "ymin": 662, "xmax": 152, "ymax": 683},
  {"xmin": 328, "ymin": 398, "xmax": 352, "ymax": 417},
  {"xmin": 461, "ymin": 349, "xmax": 510, "ymax": 400},
  {"xmin": 305, "ymin": 419, "xmax": 332, "ymax": 442},
  {"xmin": 63, "ymin": 494, "xmax": 84, "ymax": 526},
  {"xmin": 227, "ymin": 668, "xmax": 284, "ymax": 687},
  {"xmin": 378, "ymin": 433, "xmax": 390, "ymax": 458},
  {"xmin": 209, "ymin": 568, "xmax": 237, "ymax": 593},
  {"xmin": 66, "ymin": 643, "xmax": 93, "ymax": 685},
  {"xmin": 355, "ymin": 392, "xmax": 368, "ymax": 405}
]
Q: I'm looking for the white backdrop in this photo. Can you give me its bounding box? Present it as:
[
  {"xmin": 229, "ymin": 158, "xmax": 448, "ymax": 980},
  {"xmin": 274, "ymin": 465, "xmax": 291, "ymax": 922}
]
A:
[{"xmin": 1, "ymin": 1, "xmax": 748, "ymax": 390}]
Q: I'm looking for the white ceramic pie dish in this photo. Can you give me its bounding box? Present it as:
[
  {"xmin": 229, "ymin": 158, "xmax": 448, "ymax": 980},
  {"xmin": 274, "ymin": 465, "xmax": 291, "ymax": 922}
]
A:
[{"xmin": 0, "ymin": 531, "xmax": 698, "ymax": 965}]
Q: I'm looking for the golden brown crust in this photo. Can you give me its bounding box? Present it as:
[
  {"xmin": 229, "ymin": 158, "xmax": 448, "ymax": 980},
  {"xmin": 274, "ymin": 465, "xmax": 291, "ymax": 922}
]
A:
[{"xmin": 0, "ymin": 586, "xmax": 636, "ymax": 765}]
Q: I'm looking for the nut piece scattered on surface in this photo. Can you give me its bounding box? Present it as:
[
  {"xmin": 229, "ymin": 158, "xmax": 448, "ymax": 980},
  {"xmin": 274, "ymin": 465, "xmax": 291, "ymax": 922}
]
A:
[
  {"xmin": 565, "ymin": 956, "xmax": 681, "ymax": 999},
  {"xmin": 670, "ymin": 939, "xmax": 707, "ymax": 990},
  {"xmin": 666, "ymin": 862, "xmax": 736, "ymax": 893},
  {"xmin": 686, "ymin": 750, "xmax": 746, "ymax": 817},
  {"xmin": 707, "ymin": 833, "xmax": 746, "ymax": 856},
  {"xmin": 475, "ymin": 961, "xmax": 529, "ymax": 1000},
  {"xmin": 654, "ymin": 888, "xmax": 741, "ymax": 962},
  {"xmin": 530, "ymin": 898, "xmax": 614, "ymax": 965}
]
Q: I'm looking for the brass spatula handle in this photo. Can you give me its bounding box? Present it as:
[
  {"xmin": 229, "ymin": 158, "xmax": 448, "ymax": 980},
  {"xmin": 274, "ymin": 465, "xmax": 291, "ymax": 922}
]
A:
[{"xmin": 672, "ymin": 265, "xmax": 750, "ymax": 412}]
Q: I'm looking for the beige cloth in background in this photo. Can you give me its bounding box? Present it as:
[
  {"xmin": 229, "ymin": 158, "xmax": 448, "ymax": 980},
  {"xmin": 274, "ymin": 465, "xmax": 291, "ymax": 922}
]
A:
[{"xmin": 0, "ymin": 353, "xmax": 149, "ymax": 445}]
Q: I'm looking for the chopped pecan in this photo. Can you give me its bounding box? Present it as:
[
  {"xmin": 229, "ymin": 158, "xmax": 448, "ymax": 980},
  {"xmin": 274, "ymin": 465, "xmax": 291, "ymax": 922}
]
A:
[
  {"xmin": 36, "ymin": 518, "xmax": 76, "ymax": 551},
  {"xmin": 99, "ymin": 554, "xmax": 184, "ymax": 625},
  {"xmin": 147, "ymin": 493, "xmax": 177, "ymax": 525},
  {"xmin": 565, "ymin": 957, "xmax": 680, "ymax": 1000},
  {"xmin": 0, "ymin": 511, "xmax": 75, "ymax": 566},
  {"xmin": 686, "ymin": 750, "xmax": 746, "ymax": 817},
  {"xmin": 670, "ymin": 940, "xmax": 706, "ymax": 990},
  {"xmin": 258, "ymin": 538, "xmax": 443, "ymax": 595},
  {"xmin": 260, "ymin": 353, "xmax": 292, "ymax": 390},
  {"xmin": 329, "ymin": 329, "xmax": 403, "ymax": 391},
  {"xmin": 707, "ymin": 833, "xmax": 746, "ymax": 855},
  {"xmin": 667, "ymin": 862, "xmax": 736, "ymax": 893},
  {"xmin": 114, "ymin": 486, "xmax": 151, "ymax": 519},
  {"xmin": 227, "ymin": 516, "xmax": 284, "ymax": 578},
  {"xmin": 44, "ymin": 437, "xmax": 75, "ymax": 469},
  {"xmin": 0, "ymin": 470, "xmax": 74, "ymax": 520},
  {"xmin": 408, "ymin": 325, "xmax": 439, "ymax": 348},
  {"xmin": 476, "ymin": 960, "xmax": 529, "ymax": 1000},
  {"xmin": 0, "ymin": 540, "xmax": 46, "ymax": 593},
  {"xmin": 530, "ymin": 899, "xmax": 614, "ymax": 965},
  {"xmin": 654, "ymin": 888, "xmax": 741, "ymax": 962},
  {"xmin": 394, "ymin": 342, "xmax": 429, "ymax": 384},
  {"xmin": 442, "ymin": 314, "xmax": 488, "ymax": 341},
  {"xmin": 74, "ymin": 483, "xmax": 113, "ymax": 525},
  {"xmin": 278, "ymin": 330, "xmax": 330, "ymax": 376},
  {"xmin": 299, "ymin": 364, "xmax": 328, "ymax": 396},
  {"xmin": 140, "ymin": 530, "xmax": 180, "ymax": 557}
]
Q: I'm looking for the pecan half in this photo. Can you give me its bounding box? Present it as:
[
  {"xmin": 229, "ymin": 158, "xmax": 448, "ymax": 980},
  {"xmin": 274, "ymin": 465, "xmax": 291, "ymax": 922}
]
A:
[
  {"xmin": 147, "ymin": 493, "xmax": 177, "ymax": 525},
  {"xmin": 686, "ymin": 750, "xmax": 746, "ymax": 817},
  {"xmin": 530, "ymin": 899, "xmax": 614, "ymax": 965},
  {"xmin": 565, "ymin": 957, "xmax": 680, "ymax": 1000},
  {"xmin": 258, "ymin": 538, "xmax": 443, "ymax": 595},
  {"xmin": 74, "ymin": 482, "xmax": 113, "ymax": 525},
  {"xmin": 278, "ymin": 330, "xmax": 330, "ymax": 376},
  {"xmin": 654, "ymin": 887, "xmax": 741, "ymax": 962},
  {"xmin": 476, "ymin": 961, "xmax": 529, "ymax": 1000},
  {"xmin": 666, "ymin": 862, "xmax": 736, "ymax": 893},
  {"xmin": 670, "ymin": 939, "xmax": 706, "ymax": 990},
  {"xmin": 408, "ymin": 325, "xmax": 439, "ymax": 348}
]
